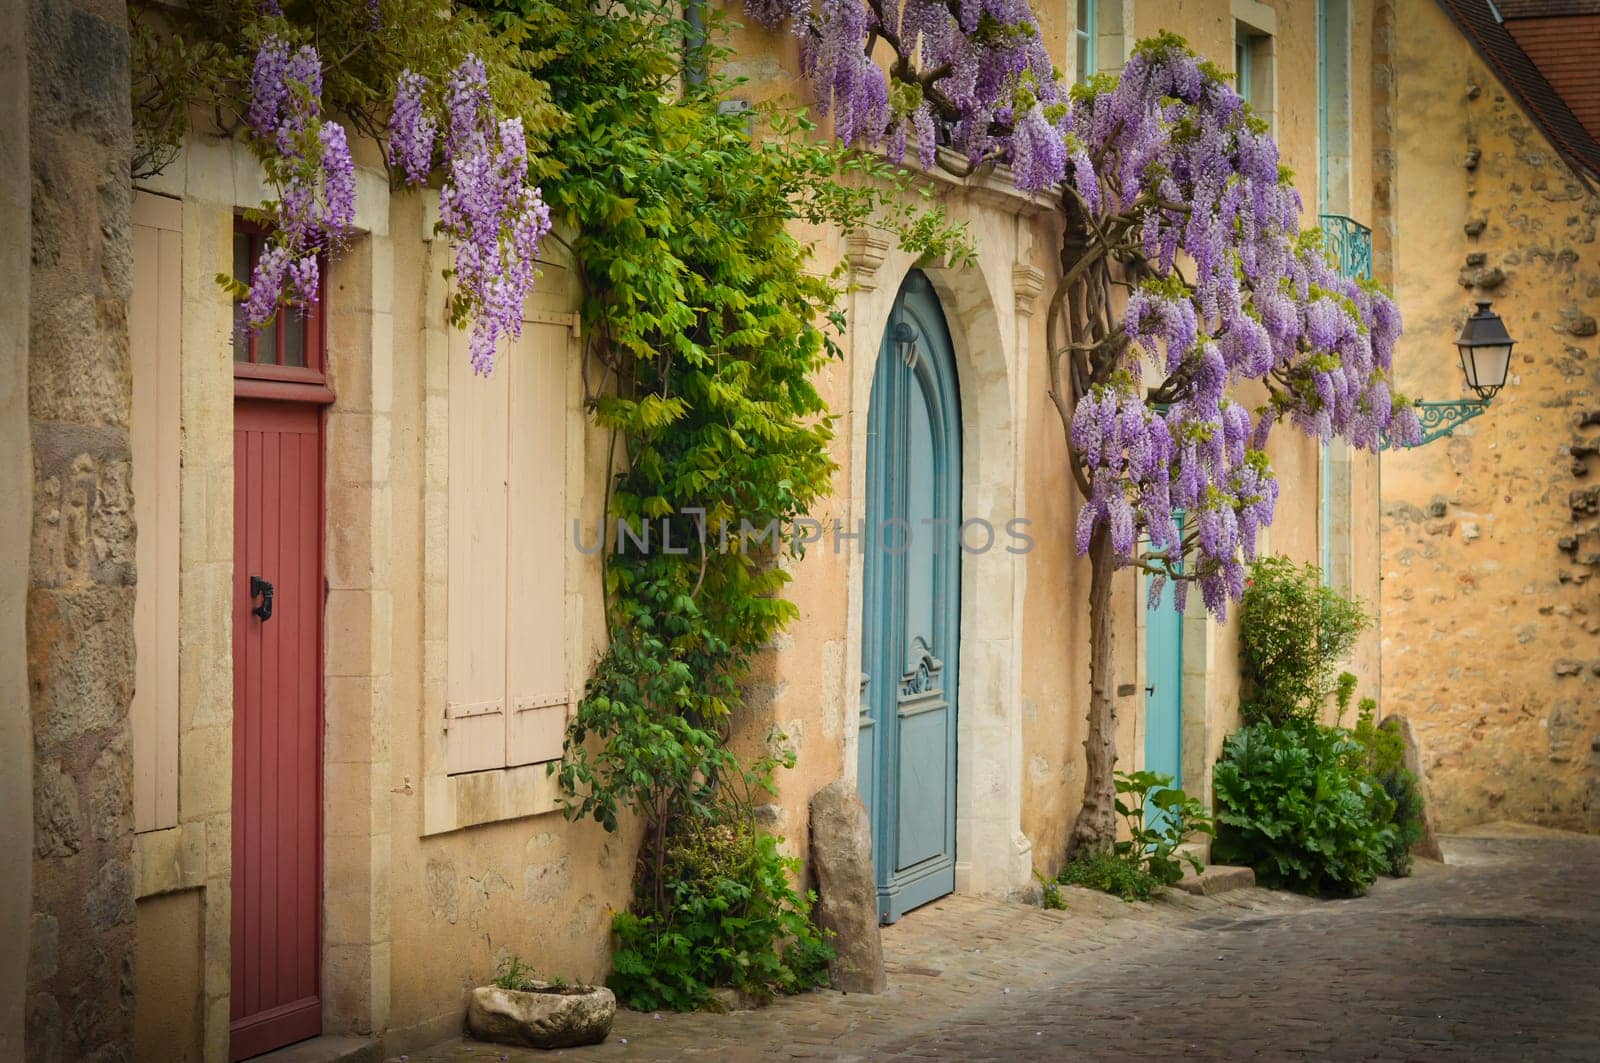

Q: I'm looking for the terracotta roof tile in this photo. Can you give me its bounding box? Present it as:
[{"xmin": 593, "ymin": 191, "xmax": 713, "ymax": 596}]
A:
[
  {"xmin": 1495, "ymin": 0, "xmax": 1600, "ymax": 17},
  {"xmin": 1434, "ymin": 0, "xmax": 1600, "ymax": 178},
  {"xmin": 1505, "ymin": 16, "xmax": 1600, "ymax": 138}
]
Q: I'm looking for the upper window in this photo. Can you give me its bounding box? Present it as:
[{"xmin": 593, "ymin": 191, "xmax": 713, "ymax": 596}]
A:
[
  {"xmin": 231, "ymin": 222, "xmax": 326, "ymax": 383},
  {"xmin": 1235, "ymin": 32, "xmax": 1252, "ymax": 101},
  {"xmin": 1234, "ymin": 21, "xmax": 1276, "ymax": 132},
  {"xmin": 1077, "ymin": 0, "xmax": 1098, "ymax": 81}
]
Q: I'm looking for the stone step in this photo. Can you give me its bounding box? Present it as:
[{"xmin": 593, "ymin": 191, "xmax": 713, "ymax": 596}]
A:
[
  {"xmin": 1173, "ymin": 865, "xmax": 1256, "ymax": 897},
  {"xmin": 252, "ymin": 1035, "xmax": 381, "ymax": 1063}
]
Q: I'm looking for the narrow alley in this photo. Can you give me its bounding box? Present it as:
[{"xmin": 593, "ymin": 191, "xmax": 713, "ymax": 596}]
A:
[{"xmin": 408, "ymin": 826, "xmax": 1600, "ymax": 1061}]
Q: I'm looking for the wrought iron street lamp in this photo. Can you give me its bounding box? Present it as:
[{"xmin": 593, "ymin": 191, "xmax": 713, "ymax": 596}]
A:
[{"xmin": 1383, "ymin": 300, "xmax": 1515, "ymax": 448}]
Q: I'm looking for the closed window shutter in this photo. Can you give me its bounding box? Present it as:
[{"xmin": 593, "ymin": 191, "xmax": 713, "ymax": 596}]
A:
[
  {"xmin": 131, "ymin": 191, "xmax": 182, "ymax": 831},
  {"xmin": 445, "ymin": 333, "xmax": 510, "ymax": 774},
  {"xmin": 505, "ymin": 321, "xmax": 571, "ymax": 767}
]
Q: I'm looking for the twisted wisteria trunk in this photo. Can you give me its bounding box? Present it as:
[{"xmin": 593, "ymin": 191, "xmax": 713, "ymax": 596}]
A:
[{"xmin": 1067, "ymin": 523, "xmax": 1119, "ymax": 858}]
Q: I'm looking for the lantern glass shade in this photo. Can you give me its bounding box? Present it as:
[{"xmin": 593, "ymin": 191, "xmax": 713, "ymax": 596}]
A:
[{"xmin": 1455, "ymin": 300, "xmax": 1515, "ymax": 401}]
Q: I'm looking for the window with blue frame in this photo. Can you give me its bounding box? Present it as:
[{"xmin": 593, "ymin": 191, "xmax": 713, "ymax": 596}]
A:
[{"xmin": 1077, "ymin": 0, "xmax": 1098, "ymax": 81}]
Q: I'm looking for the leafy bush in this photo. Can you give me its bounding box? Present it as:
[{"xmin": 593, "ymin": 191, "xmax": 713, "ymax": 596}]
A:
[
  {"xmin": 1212, "ymin": 721, "xmax": 1396, "ymax": 896},
  {"xmin": 1352, "ymin": 698, "xmax": 1426, "ymax": 877},
  {"xmin": 1056, "ymin": 852, "xmax": 1162, "ymax": 902},
  {"xmin": 607, "ymin": 824, "xmax": 832, "ymax": 1011},
  {"xmin": 1374, "ymin": 769, "xmax": 1425, "ymax": 877},
  {"xmin": 1334, "ymin": 671, "xmax": 1359, "ymax": 725},
  {"xmin": 1239, "ymin": 557, "xmax": 1370, "ymax": 726},
  {"xmin": 1052, "ymin": 772, "xmax": 1212, "ymax": 903},
  {"xmin": 1036, "ymin": 872, "xmax": 1066, "ymax": 910},
  {"xmin": 1114, "ymin": 770, "xmax": 1214, "ymax": 886}
]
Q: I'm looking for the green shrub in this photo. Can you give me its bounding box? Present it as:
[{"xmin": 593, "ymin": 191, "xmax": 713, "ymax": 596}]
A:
[
  {"xmin": 1351, "ymin": 698, "xmax": 1426, "ymax": 877},
  {"xmin": 607, "ymin": 824, "xmax": 832, "ymax": 1011},
  {"xmin": 1052, "ymin": 772, "xmax": 1212, "ymax": 903},
  {"xmin": 1239, "ymin": 557, "xmax": 1370, "ymax": 726},
  {"xmin": 1056, "ymin": 852, "xmax": 1162, "ymax": 902},
  {"xmin": 1114, "ymin": 770, "xmax": 1214, "ymax": 886},
  {"xmin": 1374, "ymin": 768, "xmax": 1424, "ymax": 877},
  {"xmin": 1036, "ymin": 871, "xmax": 1067, "ymax": 910},
  {"xmin": 1334, "ymin": 671, "xmax": 1359, "ymax": 725},
  {"xmin": 1212, "ymin": 721, "xmax": 1396, "ymax": 896}
]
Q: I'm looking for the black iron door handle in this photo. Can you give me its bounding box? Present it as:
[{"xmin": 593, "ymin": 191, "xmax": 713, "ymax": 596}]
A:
[
  {"xmin": 251, "ymin": 576, "xmax": 274, "ymax": 621},
  {"xmin": 1145, "ymin": 683, "xmax": 1157, "ymax": 697}
]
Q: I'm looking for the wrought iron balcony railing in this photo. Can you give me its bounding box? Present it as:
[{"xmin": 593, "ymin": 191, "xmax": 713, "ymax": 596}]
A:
[{"xmin": 1319, "ymin": 213, "xmax": 1373, "ymax": 282}]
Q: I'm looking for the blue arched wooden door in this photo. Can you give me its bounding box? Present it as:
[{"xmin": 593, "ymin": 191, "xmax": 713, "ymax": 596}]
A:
[{"xmin": 857, "ymin": 271, "xmax": 961, "ymax": 924}]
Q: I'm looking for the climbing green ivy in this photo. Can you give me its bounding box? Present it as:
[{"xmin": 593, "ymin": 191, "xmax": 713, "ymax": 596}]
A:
[{"xmin": 480, "ymin": 0, "xmax": 969, "ymax": 928}]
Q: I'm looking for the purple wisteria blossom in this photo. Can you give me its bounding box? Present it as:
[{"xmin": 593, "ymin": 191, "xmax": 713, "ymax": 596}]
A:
[
  {"xmin": 240, "ymin": 36, "xmax": 354, "ymax": 330},
  {"xmin": 387, "ymin": 71, "xmax": 437, "ymax": 184},
  {"xmin": 436, "ymin": 55, "xmax": 554, "ymax": 374},
  {"xmin": 757, "ymin": 12, "xmax": 1416, "ymax": 620}
]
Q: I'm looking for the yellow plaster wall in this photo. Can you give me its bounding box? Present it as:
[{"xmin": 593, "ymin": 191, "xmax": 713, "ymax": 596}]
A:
[
  {"xmin": 134, "ymin": 890, "xmax": 205, "ymax": 1063},
  {"xmin": 1382, "ymin": 0, "xmax": 1600, "ymax": 833}
]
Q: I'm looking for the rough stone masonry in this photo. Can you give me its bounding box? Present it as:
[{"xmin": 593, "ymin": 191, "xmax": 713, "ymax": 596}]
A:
[{"xmin": 22, "ymin": 2, "xmax": 140, "ymax": 1061}]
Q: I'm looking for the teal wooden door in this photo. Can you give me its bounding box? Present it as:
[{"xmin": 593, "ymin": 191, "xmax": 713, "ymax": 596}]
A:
[
  {"xmin": 1144, "ymin": 569, "xmax": 1184, "ymax": 831},
  {"xmin": 857, "ymin": 271, "xmax": 961, "ymax": 924}
]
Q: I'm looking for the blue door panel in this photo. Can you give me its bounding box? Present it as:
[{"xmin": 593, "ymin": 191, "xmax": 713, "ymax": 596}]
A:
[
  {"xmin": 1145, "ymin": 565, "xmax": 1184, "ymax": 833},
  {"xmin": 895, "ymin": 699, "xmax": 949, "ymax": 869},
  {"xmin": 858, "ymin": 271, "xmax": 961, "ymax": 924}
]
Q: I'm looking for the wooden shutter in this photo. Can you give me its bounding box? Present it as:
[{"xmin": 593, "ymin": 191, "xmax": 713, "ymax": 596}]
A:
[
  {"xmin": 131, "ymin": 191, "xmax": 182, "ymax": 831},
  {"xmin": 445, "ymin": 335, "xmax": 509, "ymax": 774},
  {"xmin": 505, "ymin": 322, "xmax": 571, "ymax": 767}
]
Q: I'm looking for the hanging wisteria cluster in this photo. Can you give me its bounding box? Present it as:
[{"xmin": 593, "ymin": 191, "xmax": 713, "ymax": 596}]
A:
[
  {"xmin": 753, "ymin": 0, "xmax": 1068, "ymax": 182},
  {"xmin": 241, "ymin": 35, "xmax": 356, "ymax": 329},
  {"xmin": 390, "ymin": 56, "xmax": 553, "ymax": 374},
  {"xmin": 753, "ymin": 9, "xmax": 1420, "ymax": 618},
  {"xmin": 238, "ymin": 34, "xmax": 550, "ymax": 375}
]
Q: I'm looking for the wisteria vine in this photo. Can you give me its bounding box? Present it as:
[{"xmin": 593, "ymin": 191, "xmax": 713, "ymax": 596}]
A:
[
  {"xmin": 749, "ymin": 8, "xmax": 1420, "ymax": 619},
  {"xmin": 387, "ymin": 56, "xmax": 553, "ymax": 374},
  {"xmin": 239, "ymin": 35, "xmax": 356, "ymax": 329},
  {"xmin": 238, "ymin": 37, "xmax": 551, "ymax": 376}
]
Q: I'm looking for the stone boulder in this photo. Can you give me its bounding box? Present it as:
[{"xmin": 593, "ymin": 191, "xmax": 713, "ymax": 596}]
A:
[
  {"xmin": 809, "ymin": 780, "xmax": 887, "ymax": 993},
  {"xmin": 466, "ymin": 983, "xmax": 615, "ymax": 1049},
  {"xmin": 1379, "ymin": 714, "xmax": 1444, "ymax": 862}
]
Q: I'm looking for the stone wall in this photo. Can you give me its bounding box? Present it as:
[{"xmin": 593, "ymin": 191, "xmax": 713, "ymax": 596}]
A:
[
  {"xmin": 0, "ymin": 0, "xmax": 35, "ymax": 1055},
  {"xmin": 24, "ymin": 1, "xmax": 139, "ymax": 1060},
  {"xmin": 1383, "ymin": 0, "xmax": 1600, "ymax": 833}
]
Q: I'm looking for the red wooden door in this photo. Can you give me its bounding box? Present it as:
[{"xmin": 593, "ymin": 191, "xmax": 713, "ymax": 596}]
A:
[{"xmin": 231, "ymin": 398, "xmax": 324, "ymax": 1059}]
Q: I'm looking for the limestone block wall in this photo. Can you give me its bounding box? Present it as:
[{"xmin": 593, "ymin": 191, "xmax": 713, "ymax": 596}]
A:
[
  {"xmin": 22, "ymin": 1, "xmax": 140, "ymax": 1060},
  {"xmin": 1383, "ymin": 0, "xmax": 1600, "ymax": 833},
  {"xmin": 0, "ymin": 0, "xmax": 32, "ymax": 1055}
]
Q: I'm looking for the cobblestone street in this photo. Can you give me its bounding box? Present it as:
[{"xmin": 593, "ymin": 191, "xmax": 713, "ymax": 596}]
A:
[{"xmin": 405, "ymin": 826, "xmax": 1600, "ymax": 1062}]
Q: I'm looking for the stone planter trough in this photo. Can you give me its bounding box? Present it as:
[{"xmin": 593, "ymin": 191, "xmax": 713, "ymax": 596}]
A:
[{"xmin": 467, "ymin": 982, "xmax": 616, "ymax": 1050}]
